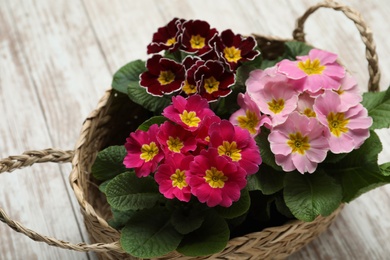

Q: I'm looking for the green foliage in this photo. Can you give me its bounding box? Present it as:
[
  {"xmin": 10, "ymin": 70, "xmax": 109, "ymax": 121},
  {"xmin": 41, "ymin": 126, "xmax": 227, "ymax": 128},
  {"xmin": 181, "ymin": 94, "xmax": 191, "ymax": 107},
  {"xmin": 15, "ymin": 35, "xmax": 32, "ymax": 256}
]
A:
[
  {"xmin": 170, "ymin": 205, "xmax": 206, "ymax": 235},
  {"xmin": 112, "ymin": 60, "xmax": 146, "ymax": 95},
  {"xmin": 380, "ymin": 162, "xmax": 390, "ymax": 176},
  {"xmin": 255, "ymin": 130, "xmax": 283, "ymax": 171},
  {"xmin": 137, "ymin": 116, "xmax": 167, "ymax": 131},
  {"xmin": 91, "ymin": 146, "xmax": 127, "ymax": 181},
  {"xmin": 121, "ymin": 208, "xmax": 183, "ymax": 258},
  {"xmin": 176, "ymin": 211, "xmax": 230, "ymax": 257},
  {"xmin": 248, "ymin": 164, "xmax": 285, "ymax": 194},
  {"xmin": 284, "ymin": 41, "xmax": 313, "ymax": 59},
  {"xmin": 215, "ymin": 188, "xmax": 250, "ymax": 219},
  {"xmin": 108, "ymin": 208, "xmax": 136, "ymax": 230},
  {"xmin": 127, "ymin": 82, "xmax": 171, "ymax": 114},
  {"xmin": 235, "ymin": 49, "xmax": 262, "ymax": 86},
  {"xmin": 329, "ymin": 131, "xmax": 390, "ymax": 202},
  {"xmin": 362, "ymin": 87, "xmax": 390, "ymax": 129},
  {"xmin": 284, "ymin": 170, "xmax": 343, "ymax": 222},
  {"xmin": 105, "ymin": 172, "xmax": 163, "ymax": 211}
]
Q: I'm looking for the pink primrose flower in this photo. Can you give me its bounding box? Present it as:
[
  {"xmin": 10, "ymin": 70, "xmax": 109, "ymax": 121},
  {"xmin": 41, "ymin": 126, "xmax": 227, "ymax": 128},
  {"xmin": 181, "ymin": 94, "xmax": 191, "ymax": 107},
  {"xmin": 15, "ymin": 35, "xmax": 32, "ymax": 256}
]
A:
[
  {"xmin": 140, "ymin": 55, "xmax": 185, "ymax": 96},
  {"xmin": 147, "ymin": 18, "xmax": 185, "ymax": 54},
  {"xmin": 247, "ymin": 71, "xmax": 299, "ymax": 126},
  {"xmin": 187, "ymin": 148, "xmax": 247, "ymax": 207},
  {"xmin": 162, "ymin": 94, "xmax": 215, "ymax": 132},
  {"xmin": 154, "ymin": 153, "xmax": 193, "ymax": 202},
  {"xmin": 124, "ymin": 124, "xmax": 164, "ymax": 177},
  {"xmin": 157, "ymin": 121, "xmax": 197, "ymax": 155},
  {"xmin": 296, "ymin": 92, "xmax": 317, "ymax": 118},
  {"xmin": 209, "ymin": 120, "xmax": 261, "ymax": 175},
  {"xmin": 269, "ymin": 112, "xmax": 329, "ymax": 174},
  {"xmin": 278, "ymin": 49, "xmax": 345, "ymax": 92},
  {"xmin": 230, "ymin": 92, "xmax": 271, "ymax": 136},
  {"xmin": 333, "ymin": 73, "xmax": 362, "ymax": 111},
  {"xmin": 314, "ymin": 91, "xmax": 372, "ymax": 154}
]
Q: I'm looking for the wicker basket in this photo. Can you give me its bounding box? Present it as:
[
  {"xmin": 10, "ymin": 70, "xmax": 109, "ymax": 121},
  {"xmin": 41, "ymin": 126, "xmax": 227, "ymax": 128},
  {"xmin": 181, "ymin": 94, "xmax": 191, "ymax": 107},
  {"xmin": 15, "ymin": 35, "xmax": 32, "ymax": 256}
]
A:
[{"xmin": 0, "ymin": 1, "xmax": 381, "ymax": 259}]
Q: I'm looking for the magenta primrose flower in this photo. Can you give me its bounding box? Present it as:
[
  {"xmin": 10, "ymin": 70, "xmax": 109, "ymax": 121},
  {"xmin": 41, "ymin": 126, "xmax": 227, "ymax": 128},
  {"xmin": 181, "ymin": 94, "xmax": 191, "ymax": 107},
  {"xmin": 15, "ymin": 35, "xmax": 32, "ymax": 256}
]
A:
[
  {"xmin": 230, "ymin": 92, "xmax": 271, "ymax": 136},
  {"xmin": 314, "ymin": 91, "xmax": 372, "ymax": 154},
  {"xmin": 278, "ymin": 49, "xmax": 345, "ymax": 93},
  {"xmin": 187, "ymin": 148, "xmax": 247, "ymax": 207},
  {"xmin": 124, "ymin": 124, "xmax": 164, "ymax": 177},
  {"xmin": 209, "ymin": 120, "xmax": 262, "ymax": 175},
  {"xmin": 162, "ymin": 94, "xmax": 215, "ymax": 132},
  {"xmin": 154, "ymin": 153, "xmax": 193, "ymax": 202},
  {"xmin": 269, "ymin": 112, "xmax": 329, "ymax": 174},
  {"xmin": 140, "ymin": 54, "xmax": 185, "ymax": 96},
  {"xmin": 157, "ymin": 121, "xmax": 197, "ymax": 155}
]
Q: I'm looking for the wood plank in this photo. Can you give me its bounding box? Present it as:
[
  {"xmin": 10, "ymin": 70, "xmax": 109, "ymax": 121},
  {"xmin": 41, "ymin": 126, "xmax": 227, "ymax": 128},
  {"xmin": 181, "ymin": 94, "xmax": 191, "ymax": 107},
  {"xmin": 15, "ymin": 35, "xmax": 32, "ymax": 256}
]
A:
[{"xmin": 1, "ymin": 0, "xmax": 389, "ymax": 259}]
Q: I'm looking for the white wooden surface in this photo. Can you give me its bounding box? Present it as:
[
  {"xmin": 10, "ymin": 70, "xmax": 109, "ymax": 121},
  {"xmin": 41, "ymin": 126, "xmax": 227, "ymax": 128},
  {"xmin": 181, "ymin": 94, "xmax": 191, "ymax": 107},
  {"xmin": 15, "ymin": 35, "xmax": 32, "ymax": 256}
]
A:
[{"xmin": 1, "ymin": 0, "xmax": 389, "ymax": 259}]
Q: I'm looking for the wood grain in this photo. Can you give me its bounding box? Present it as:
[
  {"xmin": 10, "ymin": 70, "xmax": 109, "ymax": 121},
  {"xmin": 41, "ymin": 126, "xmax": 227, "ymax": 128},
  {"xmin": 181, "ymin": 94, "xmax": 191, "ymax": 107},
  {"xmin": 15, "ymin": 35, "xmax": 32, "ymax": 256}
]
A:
[{"xmin": 0, "ymin": 0, "xmax": 389, "ymax": 259}]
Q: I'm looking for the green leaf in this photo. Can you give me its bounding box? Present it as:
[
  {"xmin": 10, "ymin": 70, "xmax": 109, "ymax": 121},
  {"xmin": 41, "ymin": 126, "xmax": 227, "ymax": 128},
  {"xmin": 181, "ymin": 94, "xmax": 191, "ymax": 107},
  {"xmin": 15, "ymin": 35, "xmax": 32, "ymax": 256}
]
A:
[
  {"xmin": 98, "ymin": 180, "xmax": 111, "ymax": 194},
  {"xmin": 248, "ymin": 164, "xmax": 285, "ymax": 194},
  {"xmin": 235, "ymin": 50, "xmax": 262, "ymax": 86},
  {"xmin": 127, "ymin": 82, "xmax": 172, "ymax": 114},
  {"xmin": 137, "ymin": 116, "xmax": 167, "ymax": 131},
  {"xmin": 275, "ymin": 194, "xmax": 294, "ymax": 218},
  {"xmin": 380, "ymin": 162, "xmax": 390, "ymax": 176},
  {"xmin": 284, "ymin": 41, "xmax": 313, "ymax": 59},
  {"xmin": 284, "ymin": 170, "xmax": 342, "ymax": 222},
  {"xmin": 121, "ymin": 208, "xmax": 183, "ymax": 258},
  {"xmin": 106, "ymin": 172, "xmax": 163, "ymax": 211},
  {"xmin": 215, "ymin": 188, "xmax": 250, "ymax": 219},
  {"xmin": 108, "ymin": 208, "xmax": 136, "ymax": 230},
  {"xmin": 323, "ymin": 151, "xmax": 348, "ymax": 164},
  {"xmin": 112, "ymin": 60, "xmax": 146, "ymax": 94},
  {"xmin": 331, "ymin": 131, "xmax": 390, "ymax": 202},
  {"xmin": 255, "ymin": 130, "xmax": 283, "ymax": 171},
  {"xmin": 170, "ymin": 206, "xmax": 205, "ymax": 235},
  {"xmin": 362, "ymin": 87, "xmax": 390, "ymax": 129},
  {"xmin": 91, "ymin": 146, "xmax": 127, "ymax": 181},
  {"xmin": 176, "ymin": 211, "xmax": 229, "ymax": 257}
]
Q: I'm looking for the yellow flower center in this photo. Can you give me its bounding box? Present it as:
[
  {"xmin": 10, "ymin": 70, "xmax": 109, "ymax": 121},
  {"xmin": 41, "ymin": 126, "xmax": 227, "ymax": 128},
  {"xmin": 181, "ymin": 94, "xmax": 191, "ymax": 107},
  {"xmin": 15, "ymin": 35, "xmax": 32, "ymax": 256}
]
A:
[
  {"xmin": 166, "ymin": 37, "xmax": 176, "ymax": 46},
  {"xmin": 157, "ymin": 70, "xmax": 175, "ymax": 85},
  {"xmin": 327, "ymin": 112, "xmax": 349, "ymax": 137},
  {"xmin": 223, "ymin": 46, "xmax": 242, "ymax": 63},
  {"xmin": 180, "ymin": 110, "xmax": 201, "ymax": 127},
  {"xmin": 267, "ymin": 99, "xmax": 285, "ymax": 114},
  {"xmin": 237, "ymin": 110, "xmax": 259, "ymax": 134},
  {"xmin": 297, "ymin": 58, "xmax": 326, "ymax": 75},
  {"xmin": 204, "ymin": 76, "xmax": 220, "ymax": 94},
  {"xmin": 190, "ymin": 34, "xmax": 206, "ymax": 49},
  {"xmin": 334, "ymin": 86, "xmax": 345, "ymax": 95},
  {"xmin": 218, "ymin": 141, "xmax": 242, "ymax": 161},
  {"xmin": 182, "ymin": 80, "xmax": 197, "ymax": 95},
  {"xmin": 140, "ymin": 142, "xmax": 159, "ymax": 162},
  {"xmin": 170, "ymin": 169, "xmax": 188, "ymax": 189},
  {"xmin": 167, "ymin": 136, "xmax": 184, "ymax": 153},
  {"xmin": 204, "ymin": 167, "xmax": 228, "ymax": 188},
  {"xmin": 303, "ymin": 108, "xmax": 316, "ymax": 118},
  {"xmin": 287, "ymin": 132, "xmax": 310, "ymax": 155}
]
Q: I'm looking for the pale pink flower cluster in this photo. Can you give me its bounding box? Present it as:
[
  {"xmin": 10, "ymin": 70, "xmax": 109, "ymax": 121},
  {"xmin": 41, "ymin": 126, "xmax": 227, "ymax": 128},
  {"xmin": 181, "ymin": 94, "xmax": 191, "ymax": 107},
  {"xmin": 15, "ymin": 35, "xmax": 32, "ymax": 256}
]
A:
[{"xmin": 230, "ymin": 49, "xmax": 372, "ymax": 174}]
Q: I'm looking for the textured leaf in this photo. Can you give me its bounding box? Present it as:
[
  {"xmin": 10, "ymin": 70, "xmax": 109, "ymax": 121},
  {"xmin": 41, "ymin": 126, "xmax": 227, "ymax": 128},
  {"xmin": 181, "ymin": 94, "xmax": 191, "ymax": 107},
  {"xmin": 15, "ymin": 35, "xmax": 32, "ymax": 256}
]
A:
[
  {"xmin": 215, "ymin": 188, "xmax": 250, "ymax": 219},
  {"xmin": 121, "ymin": 208, "xmax": 183, "ymax": 258},
  {"xmin": 248, "ymin": 164, "xmax": 285, "ymax": 194},
  {"xmin": 91, "ymin": 146, "xmax": 127, "ymax": 181},
  {"xmin": 331, "ymin": 131, "xmax": 390, "ymax": 202},
  {"xmin": 137, "ymin": 116, "xmax": 167, "ymax": 131},
  {"xmin": 284, "ymin": 170, "xmax": 342, "ymax": 222},
  {"xmin": 176, "ymin": 211, "xmax": 229, "ymax": 257},
  {"xmin": 106, "ymin": 172, "xmax": 163, "ymax": 211},
  {"xmin": 380, "ymin": 162, "xmax": 390, "ymax": 176},
  {"xmin": 170, "ymin": 206, "xmax": 205, "ymax": 235},
  {"xmin": 284, "ymin": 41, "xmax": 313, "ymax": 59},
  {"xmin": 255, "ymin": 130, "xmax": 283, "ymax": 171},
  {"xmin": 112, "ymin": 60, "xmax": 146, "ymax": 94},
  {"xmin": 128, "ymin": 82, "xmax": 171, "ymax": 114},
  {"xmin": 108, "ymin": 208, "xmax": 136, "ymax": 230},
  {"xmin": 362, "ymin": 87, "xmax": 390, "ymax": 129}
]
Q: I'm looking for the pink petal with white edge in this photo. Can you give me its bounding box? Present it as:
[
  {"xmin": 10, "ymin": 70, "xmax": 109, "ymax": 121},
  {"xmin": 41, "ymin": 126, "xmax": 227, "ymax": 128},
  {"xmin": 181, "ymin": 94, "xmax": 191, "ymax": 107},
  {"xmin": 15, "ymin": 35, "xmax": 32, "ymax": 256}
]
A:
[
  {"xmin": 324, "ymin": 64, "xmax": 345, "ymax": 79},
  {"xmin": 308, "ymin": 49, "xmax": 338, "ymax": 64},
  {"xmin": 269, "ymin": 131, "xmax": 292, "ymax": 156},
  {"xmin": 275, "ymin": 154, "xmax": 296, "ymax": 172},
  {"xmin": 277, "ymin": 60, "xmax": 306, "ymax": 80},
  {"xmin": 328, "ymin": 133, "xmax": 355, "ymax": 154}
]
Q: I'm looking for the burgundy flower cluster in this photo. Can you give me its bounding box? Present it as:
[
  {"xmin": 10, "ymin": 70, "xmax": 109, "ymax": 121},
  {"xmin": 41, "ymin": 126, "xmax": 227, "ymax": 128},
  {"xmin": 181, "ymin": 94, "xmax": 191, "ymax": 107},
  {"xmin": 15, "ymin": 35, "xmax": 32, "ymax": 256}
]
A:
[{"xmin": 139, "ymin": 18, "xmax": 260, "ymax": 101}]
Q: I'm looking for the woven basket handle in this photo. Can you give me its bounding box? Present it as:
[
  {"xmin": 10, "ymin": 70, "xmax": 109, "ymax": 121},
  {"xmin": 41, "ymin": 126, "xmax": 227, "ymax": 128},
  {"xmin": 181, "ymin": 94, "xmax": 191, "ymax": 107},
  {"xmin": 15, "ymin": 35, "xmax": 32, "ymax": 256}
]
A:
[
  {"xmin": 0, "ymin": 149, "xmax": 121, "ymax": 253},
  {"xmin": 293, "ymin": 0, "xmax": 380, "ymax": 92}
]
